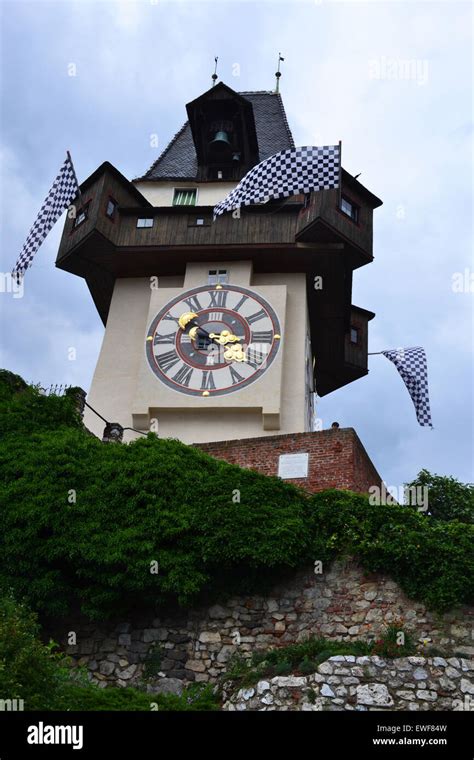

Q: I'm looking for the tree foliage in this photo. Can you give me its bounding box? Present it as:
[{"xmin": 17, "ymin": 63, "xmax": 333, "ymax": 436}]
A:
[
  {"xmin": 405, "ymin": 468, "xmax": 474, "ymax": 523},
  {"xmin": 0, "ymin": 591, "xmax": 76, "ymax": 710}
]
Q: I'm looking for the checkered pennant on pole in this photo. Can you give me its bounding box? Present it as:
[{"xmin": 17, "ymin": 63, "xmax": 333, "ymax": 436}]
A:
[
  {"xmin": 213, "ymin": 144, "xmax": 341, "ymax": 218},
  {"xmin": 12, "ymin": 154, "xmax": 79, "ymax": 280},
  {"xmin": 382, "ymin": 347, "xmax": 433, "ymax": 427}
]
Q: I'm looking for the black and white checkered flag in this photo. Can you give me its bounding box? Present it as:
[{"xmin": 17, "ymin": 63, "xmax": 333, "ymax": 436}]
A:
[
  {"xmin": 12, "ymin": 153, "xmax": 79, "ymax": 280},
  {"xmin": 213, "ymin": 144, "xmax": 341, "ymax": 218},
  {"xmin": 382, "ymin": 347, "xmax": 433, "ymax": 427}
]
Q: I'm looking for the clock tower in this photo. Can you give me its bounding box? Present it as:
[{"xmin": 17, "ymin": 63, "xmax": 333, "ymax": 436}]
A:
[{"xmin": 56, "ymin": 82, "xmax": 382, "ymax": 445}]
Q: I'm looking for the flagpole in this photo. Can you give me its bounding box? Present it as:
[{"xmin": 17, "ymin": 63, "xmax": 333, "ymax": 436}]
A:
[
  {"xmin": 67, "ymin": 150, "xmax": 83, "ymax": 206},
  {"xmin": 338, "ymin": 139, "xmax": 342, "ymax": 209}
]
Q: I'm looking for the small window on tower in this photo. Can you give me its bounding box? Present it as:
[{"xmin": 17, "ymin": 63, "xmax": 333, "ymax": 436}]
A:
[
  {"xmin": 105, "ymin": 198, "xmax": 118, "ymax": 219},
  {"xmin": 208, "ymin": 269, "xmax": 228, "ymax": 285},
  {"xmin": 136, "ymin": 218, "xmax": 154, "ymax": 228},
  {"xmin": 73, "ymin": 201, "xmax": 90, "ymax": 229},
  {"xmin": 173, "ymin": 188, "xmax": 197, "ymax": 206},
  {"xmin": 188, "ymin": 215, "xmax": 211, "ymax": 227},
  {"xmin": 340, "ymin": 196, "xmax": 359, "ymax": 223},
  {"xmin": 350, "ymin": 327, "xmax": 359, "ymax": 344}
]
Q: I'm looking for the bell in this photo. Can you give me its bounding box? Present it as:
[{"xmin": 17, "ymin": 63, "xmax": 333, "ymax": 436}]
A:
[{"xmin": 209, "ymin": 130, "xmax": 231, "ymax": 151}]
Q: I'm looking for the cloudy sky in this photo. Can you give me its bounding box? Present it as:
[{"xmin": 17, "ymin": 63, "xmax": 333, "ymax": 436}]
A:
[{"xmin": 0, "ymin": 0, "xmax": 472, "ymax": 488}]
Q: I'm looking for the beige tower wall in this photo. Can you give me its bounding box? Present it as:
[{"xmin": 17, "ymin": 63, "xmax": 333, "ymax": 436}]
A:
[
  {"xmin": 84, "ymin": 263, "xmax": 309, "ymax": 445},
  {"xmin": 133, "ymin": 181, "xmax": 235, "ymax": 208}
]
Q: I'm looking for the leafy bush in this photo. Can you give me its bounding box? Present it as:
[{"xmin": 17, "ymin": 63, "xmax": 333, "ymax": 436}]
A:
[
  {"xmin": 273, "ymin": 660, "xmax": 292, "ymax": 676},
  {"xmin": 0, "ymin": 370, "xmax": 81, "ymax": 436},
  {"xmin": 0, "ymin": 370, "xmax": 473, "ymax": 620},
  {"xmin": 370, "ymin": 623, "xmax": 415, "ymax": 658},
  {"xmin": 405, "ymin": 469, "xmax": 474, "ymax": 524},
  {"xmin": 306, "ymin": 687, "xmax": 317, "ymax": 704},
  {"xmin": 64, "ymin": 684, "xmax": 156, "ymax": 711},
  {"xmin": 298, "ymin": 657, "xmax": 316, "ymax": 675},
  {"xmin": 0, "ymin": 591, "xmax": 80, "ymax": 710},
  {"xmin": 65, "ymin": 682, "xmax": 219, "ymax": 712},
  {"xmin": 142, "ymin": 644, "xmax": 164, "ymax": 680}
]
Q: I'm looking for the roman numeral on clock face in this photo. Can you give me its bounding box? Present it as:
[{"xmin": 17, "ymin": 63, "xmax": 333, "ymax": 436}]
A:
[
  {"xmin": 157, "ymin": 350, "xmax": 180, "ymax": 373},
  {"xmin": 172, "ymin": 364, "xmax": 193, "ymax": 387},
  {"xmin": 229, "ymin": 365, "xmax": 245, "ymax": 385},
  {"xmin": 247, "ymin": 347, "xmax": 267, "ymax": 370},
  {"xmin": 183, "ymin": 294, "xmax": 202, "ymax": 311},
  {"xmin": 208, "ymin": 312, "xmax": 224, "ymax": 322},
  {"xmin": 233, "ymin": 295, "xmax": 248, "ymax": 312},
  {"xmin": 246, "ymin": 308, "xmax": 267, "ymax": 325},
  {"xmin": 153, "ymin": 332, "xmax": 176, "ymax": 345},
  {"xmin": 208, "ymin": 290, "xmax": 228, "ymax": 308},
  {"xmin": 201, "ymin": 370, "xmax": 216, "ymax": 390},
  {"xmin": 162, "ymin": 312, "xmax": 180, "ymax": 325},
  {"xmin": 251, "ymin": 330, "xmax": 273, "ymax": 343}
]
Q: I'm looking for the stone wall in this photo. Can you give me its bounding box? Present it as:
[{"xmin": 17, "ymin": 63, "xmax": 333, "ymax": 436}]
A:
[
  {"xmin": 53, "ymin": 560, "xmax": 473, "ymax": 693},
  {"xmin": 195, "ymin": 428, "xmax": 382, "ymax": 494},
  {"xmin": 223, "ymin": 656, "xmax": 474, "ymax": 711}
]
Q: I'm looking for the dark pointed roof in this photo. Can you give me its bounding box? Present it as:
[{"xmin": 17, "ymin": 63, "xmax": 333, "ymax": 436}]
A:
[{"xmin": 135, "ymin": 90, "xmax": 294, "ymax": 182}]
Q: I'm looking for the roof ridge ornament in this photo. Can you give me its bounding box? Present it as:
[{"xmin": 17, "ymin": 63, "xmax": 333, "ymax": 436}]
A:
[
  {"xmin": 275, "ymin": 53, "xmax": 284, "ymax": 93},
  {"xmin": 212, "ymin": 56, "xmax": 218, "ymax": 87}
]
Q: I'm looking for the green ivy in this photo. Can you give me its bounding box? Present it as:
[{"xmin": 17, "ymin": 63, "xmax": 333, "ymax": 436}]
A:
[{"xmin": 0, "ymin": 370, "xmax": 472, "ymax": 620}]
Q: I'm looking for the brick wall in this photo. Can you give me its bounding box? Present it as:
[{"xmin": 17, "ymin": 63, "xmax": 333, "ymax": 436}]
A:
[{"xmin": 194, "ymin": 428, "xmax": 382, "ymax": 494}]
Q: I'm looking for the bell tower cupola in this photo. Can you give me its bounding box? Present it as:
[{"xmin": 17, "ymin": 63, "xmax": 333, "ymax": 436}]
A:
[{"xmin": 186, "ymin": 82, "xmax": 259, "ymax": 181}]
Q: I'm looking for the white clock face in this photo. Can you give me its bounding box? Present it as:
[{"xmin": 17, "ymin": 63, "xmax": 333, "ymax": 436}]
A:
[{"xmin": 146, "ymin": 284, "xmax": 282, "ymax": 396}]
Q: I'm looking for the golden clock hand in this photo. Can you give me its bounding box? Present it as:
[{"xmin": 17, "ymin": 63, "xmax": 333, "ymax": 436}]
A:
[
  {"xmin": 208, "ymin": 329, "xmax": 242, "ymax": 346},
  {"xmin": 178, "ymin": 312, "xmax": 199, "ymax": 330},
  {"xmin": 179, "ymin": 312, "xmax": 213, "ymax": 344},
  {"xmin": 179, "ymin": 313, "xmax": 236, "ymax": 351},
  {"xmin": 223, "ymin": 344, "xmax": 247, "ymax": 363}
]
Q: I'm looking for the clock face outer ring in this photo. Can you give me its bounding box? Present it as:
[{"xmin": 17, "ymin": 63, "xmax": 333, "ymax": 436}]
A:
[{"xmin": 145, "ymin": 284, "xmax": 282, "ymax": 397}]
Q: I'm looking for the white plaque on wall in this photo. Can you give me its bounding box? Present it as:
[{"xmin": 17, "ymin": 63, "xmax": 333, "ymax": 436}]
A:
[{"xmin": 278, "ymin": 452, "xmax": 309, "ymax": 479}]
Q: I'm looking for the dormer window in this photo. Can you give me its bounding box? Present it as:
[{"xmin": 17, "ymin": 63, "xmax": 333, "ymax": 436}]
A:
[
  {"xmin": 173, "ymin": 189, "xmax": 197, "ymax": 206},
  {"xmin": 208, "ymin": 269, "xmax": 228, "ymax": 285},
  {"xmin": 340, "ymin": 196, "xmax": 359, "ymax": 223}
]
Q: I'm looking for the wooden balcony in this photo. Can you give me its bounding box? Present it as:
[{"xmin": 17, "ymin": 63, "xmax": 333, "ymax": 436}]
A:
[{"xmin": 296, "ymin": 170, "xmax": 383, "ymax": 266}]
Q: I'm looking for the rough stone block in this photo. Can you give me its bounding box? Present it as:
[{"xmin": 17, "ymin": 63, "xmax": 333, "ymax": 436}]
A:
[
  {"xmin": 99, "ymin": 660, "xmax": 115, "ymax": 676},
  {"xmin": 199, "ymin": 631, "xmax": 221, "ymax": 644},
  {"xmin": 209, "ymin": 605, "xmax": 230, "ymax": 619},
  {"xmin": 147, "ymin": 678, "xmax": 184, "ymax": 696},
  {"xmin": 116, "ymin": 664, "xmax": 137, "ymax": 680},
  {"xmin": 185, "ymin": 659, "xmax": 206, "ymax": 673},
  {"xmin": 356, "ymin": 683, "xmax": 394, "ymax": 707}
]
